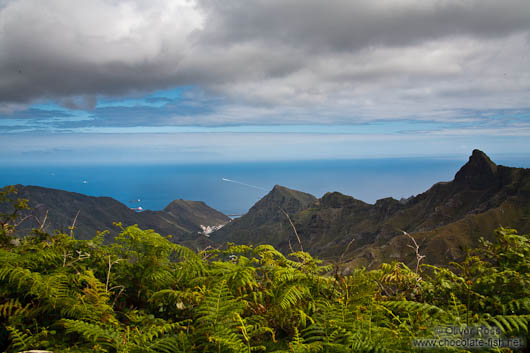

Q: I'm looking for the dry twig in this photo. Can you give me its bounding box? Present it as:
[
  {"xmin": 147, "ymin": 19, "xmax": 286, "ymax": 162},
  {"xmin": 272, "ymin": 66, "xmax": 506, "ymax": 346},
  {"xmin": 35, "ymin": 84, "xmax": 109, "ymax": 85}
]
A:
[
  {"xmin": 34, "ymin": 210, "xmax": 48, "ymax": 231},
  {"xmin": 279, "ymin": 207, "xmax": 303, "ymax": 252},
  {"xmin": 106, "ymin": 255, "xmax": 121, "ymax": 292},
  {"xmin": 69, "ymin": 210, "xmax": 80, "ymax": 238},
  {"xmin": 403, "ymin": 230, "xmax": 425, "ymax": 274}
]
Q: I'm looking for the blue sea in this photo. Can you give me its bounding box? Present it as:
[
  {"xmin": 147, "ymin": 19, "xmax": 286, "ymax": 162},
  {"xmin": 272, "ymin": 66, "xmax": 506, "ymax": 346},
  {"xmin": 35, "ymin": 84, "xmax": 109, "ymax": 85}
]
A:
[{"xmin": 1, "ymin": 157, "xmax": 528, "ymax": 215}]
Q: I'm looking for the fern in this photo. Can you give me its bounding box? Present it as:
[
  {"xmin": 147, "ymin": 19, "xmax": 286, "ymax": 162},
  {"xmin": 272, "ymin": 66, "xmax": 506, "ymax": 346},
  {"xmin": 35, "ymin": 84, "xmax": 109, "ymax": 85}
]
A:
[
  {"xmin": 288, "ymin": 327, "xmax": 323, "ymax": 353},
  {"xmin": 138, "ymin": 333, "xmax": 192, "ymax": 353},
  {"xmin": 0, "ymin": 298, "xmax": 29, "ymax": 322},
  {"xmin": 196, "ymin": 279, "xmax": 246, "ymax": 352},
  {"xmin": 210, "ymin": 255, "xmax": 258, "ymax": 296},
  {"xmin": 484, "ymin": 314, "xmax": 530, "ymax": 335},
  {"xmin": 61, "ymin": 319, "xmax": 119, "ymax": 349},
  {"xmin": 1, "ymin": 220, "xmax": 528, "ymax": 352},
  {"xmin": 381, "ymin": 300, "xmax": 449, "ymax": 319},
  {"xmin": 6, "ymin": 326, "xmax": 32, "ymax": 352},
  {"xmin": 279, "ymin": 285, "xmax": 311, "ymax": 311}
]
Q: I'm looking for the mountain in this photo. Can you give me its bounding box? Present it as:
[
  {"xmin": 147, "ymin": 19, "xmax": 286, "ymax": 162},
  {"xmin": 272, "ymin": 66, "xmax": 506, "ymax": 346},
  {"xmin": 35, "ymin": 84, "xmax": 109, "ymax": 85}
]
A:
[
  {"xmin": 2, "ymin": 185, "xmax": 229, "ymax": 246},
  {"xmin": 211, "ymin": 150, "xmax": 530, "ymax": 268},
  {"xmin": 3, "ymin": 150, "xmax": 529, "ymax": 269},
  {"xmin": 212, "ymin": 185, "xmax": 316, "ymax": 248}
]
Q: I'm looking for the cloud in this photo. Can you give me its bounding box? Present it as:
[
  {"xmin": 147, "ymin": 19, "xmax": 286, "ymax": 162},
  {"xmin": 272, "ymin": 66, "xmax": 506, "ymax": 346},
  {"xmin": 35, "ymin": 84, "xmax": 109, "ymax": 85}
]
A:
[
  {"xmin": 0, "ymin": 0, "xmax": 529, "ymax": 126},
  {"xmin": 198, "ymin": 0, "xmax": 530, "ymax": 51},
  {"xmin": 58, "ymin": 96, "xmax": 99, "ymax": 111},
  {"xmin": 0, "ymin": 0, "xmax": 203, "ymax": 103},
  {"xmin": 4, "ymin": 108, "xmax": 76, "ymax": 119},
  {"xmin": 2, "ymin": 130, "xmax": 530, "ymax": 166}
]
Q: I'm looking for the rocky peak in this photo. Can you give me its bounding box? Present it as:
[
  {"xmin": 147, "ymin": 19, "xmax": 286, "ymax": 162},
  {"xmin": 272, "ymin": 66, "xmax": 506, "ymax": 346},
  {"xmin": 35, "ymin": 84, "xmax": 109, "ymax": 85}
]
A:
[
  {"xmin": 375, "ymin": 197, "xmax": 398, "ymax": 205},
  {"xmin": 374, "ymin": 197, "xmax": 401, "ymax": 208},
  {"xmin": 249, "ymin": 185, "xmax": 316, "ymax": 216},
  {"xmin": 320, "ymin": 192, "xmax": 367, "ymax": 209},
  {"xmin": 270, "ymin": 184, "xmax": 291, "ymax": 195},
  {"xmin": 164, "ymin": 199, "xmax": 202, "ymax": 213},
  {"xmin": 454, "ymin": 149, "xmax": 498, "ymax": 189}
]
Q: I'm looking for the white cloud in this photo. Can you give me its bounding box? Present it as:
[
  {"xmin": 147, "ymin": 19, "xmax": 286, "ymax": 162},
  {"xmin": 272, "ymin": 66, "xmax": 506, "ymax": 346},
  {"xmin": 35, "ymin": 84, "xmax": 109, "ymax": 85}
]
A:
[{"xmin": 0, "ymin": 0, "xmax": 529, "ymax": 126}]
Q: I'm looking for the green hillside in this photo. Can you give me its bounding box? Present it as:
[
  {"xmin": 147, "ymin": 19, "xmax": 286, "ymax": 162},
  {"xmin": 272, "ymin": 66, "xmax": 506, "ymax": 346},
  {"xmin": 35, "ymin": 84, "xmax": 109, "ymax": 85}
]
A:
[
  {"xmin": 1, "ymin": 171, "xmax": 529, "ymax": 352},
  {"xmin": 1, "ymin": 196, "xmax": 529, "ymax": 352}
]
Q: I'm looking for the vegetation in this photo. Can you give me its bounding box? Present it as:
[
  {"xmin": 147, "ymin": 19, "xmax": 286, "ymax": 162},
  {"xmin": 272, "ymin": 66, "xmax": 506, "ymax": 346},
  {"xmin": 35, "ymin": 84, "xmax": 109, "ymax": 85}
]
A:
[{"xmin": 1, "ymin": 187, "xmax": 529, "ymax": 352}]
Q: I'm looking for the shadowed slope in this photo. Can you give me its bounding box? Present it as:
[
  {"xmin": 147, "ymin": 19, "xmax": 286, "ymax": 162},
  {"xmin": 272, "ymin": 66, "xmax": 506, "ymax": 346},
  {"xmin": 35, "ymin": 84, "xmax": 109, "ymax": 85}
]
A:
[
  {"xmin": 211, "ymin": 184, "xmax": 317, "ymax": 247},
  {"xmin": 1, "ymin": 185, "xmax": 229, "ymax": 243}
]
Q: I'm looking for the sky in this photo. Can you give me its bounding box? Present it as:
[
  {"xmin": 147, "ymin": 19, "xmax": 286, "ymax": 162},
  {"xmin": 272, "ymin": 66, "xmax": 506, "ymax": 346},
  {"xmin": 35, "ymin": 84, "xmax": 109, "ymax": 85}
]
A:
[{"xmin": 0, "ymin": 0, "xmax": 529, "ymax": 164}]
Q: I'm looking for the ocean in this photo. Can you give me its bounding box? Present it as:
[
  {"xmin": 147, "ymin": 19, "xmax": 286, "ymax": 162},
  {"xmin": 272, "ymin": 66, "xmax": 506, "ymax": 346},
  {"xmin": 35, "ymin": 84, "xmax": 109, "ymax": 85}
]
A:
[{"xmin": 1, "ymin": 157, "xmax": 528, "ymax": 215}]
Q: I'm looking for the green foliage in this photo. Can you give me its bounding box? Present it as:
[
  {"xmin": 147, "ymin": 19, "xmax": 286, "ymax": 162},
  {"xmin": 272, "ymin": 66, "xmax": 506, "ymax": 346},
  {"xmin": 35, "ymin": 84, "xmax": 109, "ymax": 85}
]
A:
[
  {"xmin": 0, "ymin": 185, "xmax": 30, "ymax": 244},
  {"xmin": 0, "ymin": 191, "xmax": 528, "ymax": 353}
]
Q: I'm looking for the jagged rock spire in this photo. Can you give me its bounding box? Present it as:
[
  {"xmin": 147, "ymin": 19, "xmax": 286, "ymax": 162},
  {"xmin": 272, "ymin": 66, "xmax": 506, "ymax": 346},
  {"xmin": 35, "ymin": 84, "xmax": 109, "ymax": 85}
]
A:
[{"xmin": 454, "ymin": 149, "xmax": 498, "ymax": 189}]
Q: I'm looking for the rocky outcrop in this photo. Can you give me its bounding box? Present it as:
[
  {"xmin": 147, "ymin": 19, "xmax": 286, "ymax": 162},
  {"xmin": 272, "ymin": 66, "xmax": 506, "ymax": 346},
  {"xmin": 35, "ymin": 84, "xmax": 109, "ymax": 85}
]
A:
[{"xmin": 454, "ymin": 149, "xmax": 498, "ymax": 189}]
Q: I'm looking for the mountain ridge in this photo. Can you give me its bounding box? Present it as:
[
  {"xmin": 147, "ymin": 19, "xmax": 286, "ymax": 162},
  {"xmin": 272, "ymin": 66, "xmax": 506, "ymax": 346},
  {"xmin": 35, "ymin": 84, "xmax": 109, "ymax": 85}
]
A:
[
  {"xmin": 1, "ymin": 184, "xmax": 229, "ymax": 245},
  {"xmin": 210, "ymin": 150, "xmax": 530, "ymax": 268},
  {"xmin": 3, "ymin": 150, "xmax": 529, "ymax": 268}
]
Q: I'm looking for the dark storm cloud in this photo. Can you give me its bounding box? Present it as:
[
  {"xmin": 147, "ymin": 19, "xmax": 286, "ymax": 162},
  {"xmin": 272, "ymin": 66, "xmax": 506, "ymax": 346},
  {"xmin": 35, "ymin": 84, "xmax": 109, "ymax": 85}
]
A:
[
  {"xmin": 198, "ymin": 0, "xmax": 530, "ymax": 51},
  {"xmin": 0, "ymin": 0, "xmax": 529, "ymax": 125},
  {"xmin": 0, "ymin": 0, "xmax": 201, "ymax": 106}
]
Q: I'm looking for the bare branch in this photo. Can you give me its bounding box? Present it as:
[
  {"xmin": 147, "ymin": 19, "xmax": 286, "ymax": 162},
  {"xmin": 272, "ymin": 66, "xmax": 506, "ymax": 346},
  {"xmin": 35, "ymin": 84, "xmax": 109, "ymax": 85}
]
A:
[
  {"xmin": 64, "ymin": 250, "xmax": 90, "ymax": 270},
  {"xmin": 287, "ymin": 236, "xmax": 295, "ymax": 254},
  {"xmin": 200, "ymin": 245, "xmax": 222, "ymax": 261},
  {"xmin": 106, "ymin": 255, "xmax": 121, "ymax": 292},
  {"xmin": 34, "ymin": 209, "xmax": 48, "ymax": 231},
  {"xmin": 375, "ymin": 279, "xmax": 392, "ymax": 297},
  {"xmin": 109, "ymin": 285, "xmax": 125, "ymax": 308},
  {"xmin": 69, "ymin": 210, "xmax": 80, "ymax": 239},
  {"xmin": 279, "ymin": 207, "xmax": 303, "ymax": 252},
  {"xmin": 13, "ymin": 215, "xmax": 32, "ymax": 228},
  {"xmin": 339, "ymin": 237, "xmax": 356, "ymax": 265},
  {"xmin": 403, "ymin": 231, "xmax": 425, "ymax": 274}
]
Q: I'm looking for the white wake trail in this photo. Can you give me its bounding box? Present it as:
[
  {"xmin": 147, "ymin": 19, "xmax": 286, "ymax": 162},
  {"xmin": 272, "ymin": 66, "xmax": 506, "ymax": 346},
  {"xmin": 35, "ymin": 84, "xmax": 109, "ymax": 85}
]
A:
[{"xmin": 222, "ymin": 178, "xmax": 267, "ymax": 191}]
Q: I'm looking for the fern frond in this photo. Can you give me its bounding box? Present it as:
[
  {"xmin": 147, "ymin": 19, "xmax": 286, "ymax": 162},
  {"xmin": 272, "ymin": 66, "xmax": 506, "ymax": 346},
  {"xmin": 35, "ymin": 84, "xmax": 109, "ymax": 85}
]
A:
[
  {"xmin": 141, "ymin": 333, "xmax": 192, "ymax": 353},
  {"xmin": 0, "ymin": 298, "xmax": 29, "ymax": 321},
  {"xmin": 6, "ymin": 326, "xmax": 32, "ymax": 352},
  {"xmin": 380, "ymin": 300, "xmax": 448, "ymax": 319},
  {"xmin": 279, "ymin": 284, "xmax": 310, "ymax": 310},
  {"xmin": 142, "ymin": 322, "xmax": 183, "ymax": 342},
  {"xmin": 485, "ymin": 314, "xmax": 530, "ymax": 335},
  {"xmin": 61, "ymin": 319, "xmax": 120, "ymax": 349},
  {"xmin": 197, "ymin": 280, "xmax": 243, "ymax": 327},
  {"xmin": 196, "ymin": 280, "xmax": 246, "ymax": 352}
]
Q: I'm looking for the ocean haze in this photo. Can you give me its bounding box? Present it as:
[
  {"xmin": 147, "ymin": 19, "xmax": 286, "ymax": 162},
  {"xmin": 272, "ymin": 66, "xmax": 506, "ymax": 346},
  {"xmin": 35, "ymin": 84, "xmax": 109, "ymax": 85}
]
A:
[{"xmin": 3, "ymin": 156, "xmax": 528, "ymax": 216}]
